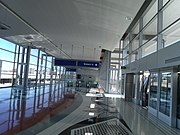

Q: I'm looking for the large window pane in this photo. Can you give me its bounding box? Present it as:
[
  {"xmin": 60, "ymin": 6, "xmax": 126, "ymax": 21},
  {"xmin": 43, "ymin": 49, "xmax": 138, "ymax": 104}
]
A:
[
  {"xmin": 149, "ymin": 73, "xmax": 158, "ymax": 109},
  {"xmin": 30, "ymin": 55, "xmax": 38, "ymax": 65},
  {"xmin": 131, "ymin": 51, "xmax": 138, "ymax": 63},
  {"xmin": 0, "ymin": 50, "xmax": 15, "ymax": 62},
  {"xmin": 132, "ymin": 22, "xmax": 140, "ymax": 39},
  {"xmin": 131, "ymin": 35, "xmax": 139, "ymax": 52},
  {"xmin": 0, "ymin": 38, "xmax": 16, "ymax": 52},
  {"xmin": 142, "ymin": 17, "xmax": 157, "ymax": 45},
  {"xmin": 177, "ymin": 73, "xmax": 180, "ymax": 119},
  {"xmin": 30, "ymin": 49, "xmax": 38, "ymax": 56},
  {"xmin": 160, "ymin": 72, "xmax": 171, "ymax": 116},
  {"xmin": 47, "ymin": 56, "xmax": 52, "ymax": 62},
  {"xmin": 142, "ymin": 36, "xmax": 157, "ymax": 58},
  {"xmin": 143, "ymin": 0, "xmax": 158, "ymax": 27},
  {"xmin": 124, "ymin": 34, "xmax": 130, "ymax": 48},
  {"xmin": 29, "ymin": 64, "xmax": 37, "ymax": 85},
  {"xmin": 163, "ymin": 0, "xmax": 180, "ymax": 30},
  {"xmin": 0, "ymin": 61, "xmax": 14, "ymax": 87},
  {"xmin": 162, "ymin": 19, "xmax": 180, "ymax": 47},
  {"xmin": 47, "ymin": 61, "xmax": 52, "ymax": 68}
]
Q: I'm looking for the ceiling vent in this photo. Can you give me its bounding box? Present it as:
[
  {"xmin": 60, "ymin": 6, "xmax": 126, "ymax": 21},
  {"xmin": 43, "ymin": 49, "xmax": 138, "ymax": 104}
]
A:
[{"xmin": 0, "ymin": 22, "xmax": 11, "ymax": 30}]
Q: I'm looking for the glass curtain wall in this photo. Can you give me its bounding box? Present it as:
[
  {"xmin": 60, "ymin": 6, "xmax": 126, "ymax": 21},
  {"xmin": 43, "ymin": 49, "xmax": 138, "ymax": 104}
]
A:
[
  {"xmin": 0, "ymin": 38, "xmax": 62, "ymax": 88},
  {"xmin": 177, "ymin": 72, "xmax": 180, "ymax": 119},
  {"xmin": 0, "ymin": 38, "xmax": 16, "ymax": 87},
  {"xmin": 161, "ymin": 0, "xmax": 180, "ymax": 47},
  {"xmin": 122, "ymin": 0, "xmax": 180, "ymax": 65}
]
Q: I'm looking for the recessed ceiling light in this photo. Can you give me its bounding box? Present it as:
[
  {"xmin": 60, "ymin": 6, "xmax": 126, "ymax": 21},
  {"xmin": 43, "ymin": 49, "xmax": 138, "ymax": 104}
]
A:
[
  {"xmin": 85, "ymin": 133, "xmax": 93, "ymax": 135},
  {"xmin": 125, "ymin": 16, "xmax": 133, "ymax": 21},
  {"xmin": 89, "ymin": 112, "xmax": 95, "ymax": 116},
  {"xmin": 36, "ymin": 45, "xmax": 42, "ymax": 48},
  {"xmin": 90, "ymin": 104, "xmax": 95, "ymax": 108}
]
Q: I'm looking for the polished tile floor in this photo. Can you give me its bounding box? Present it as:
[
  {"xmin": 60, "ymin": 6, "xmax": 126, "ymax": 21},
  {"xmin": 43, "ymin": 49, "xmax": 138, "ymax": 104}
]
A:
[
  {"xmin": 0, "ymin": 84, "xmax": 75, "ymax": 135},
  {"xmin": 1, "ymin": 85, "xmax": 180, "ymax": 135}
]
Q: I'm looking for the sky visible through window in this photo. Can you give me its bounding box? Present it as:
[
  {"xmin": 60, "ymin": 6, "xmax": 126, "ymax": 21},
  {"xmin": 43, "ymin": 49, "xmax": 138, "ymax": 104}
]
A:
[{"xmin": 0, "ymin": 38, "xmax": 38, "ymax": 71}]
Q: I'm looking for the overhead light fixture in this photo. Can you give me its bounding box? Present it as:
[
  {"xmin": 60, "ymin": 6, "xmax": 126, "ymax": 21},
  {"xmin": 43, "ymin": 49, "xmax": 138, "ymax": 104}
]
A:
[
  {"xmin": 36, "ymin": 45, "xmax": 42, "ymax": 48},
  {"xmin": 0, "ymin": 22, "xmax": 11, "ymax": 30},
  {"xmin": 90, "ymin": 104, "xmax": 95, "ymax": 108},
  {"xmin": 125, "ymin": 16, "xmax": 133, "ymax": 21},
  {"xmin": 85, "ymin": 133, "xmax": 93, "ymax": 135},
  {"xmin": 89, "ymin": 112, "xmax": 95, "ymax": 116}
]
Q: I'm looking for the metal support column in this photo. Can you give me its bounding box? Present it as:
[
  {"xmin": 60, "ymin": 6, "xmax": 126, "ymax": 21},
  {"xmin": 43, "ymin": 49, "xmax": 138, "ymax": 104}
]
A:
[
  {"xmin": 157, "ymin": 0, "xmax": 163, "ymax": 50},
  {"xmin": 15, "ymin": 45, "xmax": 20, "ymax": 85},
  {"xmin": 171, "ymin": 68, "xmax": 177, "ymax": 127},
  {"xmin": 50, "ymin": 57, "xmax": 54, "ymax": 85},
  {"xmin": 35, "ymin": 49, "xmax": 40, "ymax": 86},
  {"xmin": 12, "ymin": 44, "xmax": 17, "ymax": 86},
  {"xmin": 19, "ymin": 47, "xmax": 25, "ymax": 85},
  {"xmin": 138, "ymin": 17, "xmax": 143, "ymax": 59},
  {"xmin": 39, "ymin": 54, "xmax": 43, "ymax": 86},
  {"xmin": 23, "ymin": 46, "xmax": 31, "ymax": 88},
  {"xmin": 128, "ymin": 31, "xmax": 132, "ymax": 63},
  {"xmin": 106, "ymin": 51, "xmax": 111, "ymax": 92},
  {"xmin": 44, "ymin": 54, "xmax": 47, "ymax": 85}
]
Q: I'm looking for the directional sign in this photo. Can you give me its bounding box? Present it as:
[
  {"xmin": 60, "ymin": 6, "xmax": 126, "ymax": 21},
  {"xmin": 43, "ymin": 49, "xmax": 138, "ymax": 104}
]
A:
[
  {"xmin": 77, "ymin": 61, "xmax": 99, "ymax": 68},
  {"xmin": 55, "ymin": 59, "xmax": 99, "ymax": 68}
]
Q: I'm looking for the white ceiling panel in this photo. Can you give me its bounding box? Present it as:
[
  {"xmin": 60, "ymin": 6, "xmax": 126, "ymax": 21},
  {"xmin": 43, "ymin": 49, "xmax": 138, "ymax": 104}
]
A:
[{"xmin": 0, "ymin": 0, "xmax": 144, "ymax": 60}]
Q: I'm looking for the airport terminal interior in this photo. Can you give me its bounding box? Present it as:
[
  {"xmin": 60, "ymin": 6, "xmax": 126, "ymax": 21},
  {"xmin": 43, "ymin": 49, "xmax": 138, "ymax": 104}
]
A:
[{"xmin": 0, "ymin": 0, "xmax": 180, "ymax": 135}]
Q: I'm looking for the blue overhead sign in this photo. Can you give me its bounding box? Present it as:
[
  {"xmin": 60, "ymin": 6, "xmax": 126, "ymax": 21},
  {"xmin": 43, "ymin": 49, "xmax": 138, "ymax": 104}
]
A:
[
  {"xmin": 77, "ymin": 61, "xmax": 99, "ymax": 68},
  {"xmin": 55, "ymin": 59, "xmax": 76, "ymax": 66},
  {"xmin": 55, "ymin": 59, "xmax": 99, "ymax": 68},
  {"xmin": 66, "ymin": 68, "xmax": 76, "ymax": 72}
]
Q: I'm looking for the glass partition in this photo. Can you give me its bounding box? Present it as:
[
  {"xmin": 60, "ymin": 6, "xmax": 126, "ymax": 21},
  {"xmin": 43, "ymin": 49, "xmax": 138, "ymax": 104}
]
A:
[
  {"xmin": 143, "ymin": 0, "xmax": 158, "ymax": 28},
  {"xmin": 142, "ymin": 16, "xmax": 157, "ymax": 45},
  {"xmin": 177, "ymin": 73, "xmax": 180, "ymax": 119},
  {"xmin": 131, "ymin": 35, "xmax": 139, "ymax": 52},
  {"xmin": 149, "ymin": 73, "xmax": 158, "ymax": 109},
  {"xmin": 142, "ymin": 36, "xmax": 157, "ymax": 57},
  {"xmin": 162, "ymin": 18, "xmax": 180, "ymax": 48},
  {"xmin": 159, "ymin": 72, "xmax": 171, "ymax": 116},
  {"xmin": 162, "ymin": 0, "xmax": 180, "ymax": 30}
]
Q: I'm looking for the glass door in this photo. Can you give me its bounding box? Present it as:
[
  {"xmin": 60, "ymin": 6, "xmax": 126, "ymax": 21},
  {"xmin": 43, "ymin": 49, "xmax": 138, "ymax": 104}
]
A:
[
  {"xmin": 148, "ymin": 72, "xmax": 158, "ymax": 116},
  {"xmin": 158, "ymin": 71, "xmax": 171, "ymax": 124},
  {"xmin": 177, "ymin": 72, "xmax": 180, "ymax": 129}
]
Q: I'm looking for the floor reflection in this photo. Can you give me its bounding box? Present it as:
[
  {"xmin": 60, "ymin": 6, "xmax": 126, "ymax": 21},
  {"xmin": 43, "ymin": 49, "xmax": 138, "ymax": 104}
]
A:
[
  {"xmin": 0, "ymin": 83, "xmax": 75, "ymax": 135},
  {"xmin": 60, "ymin": 94, "xmax": 130, "ymax": 135}
]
